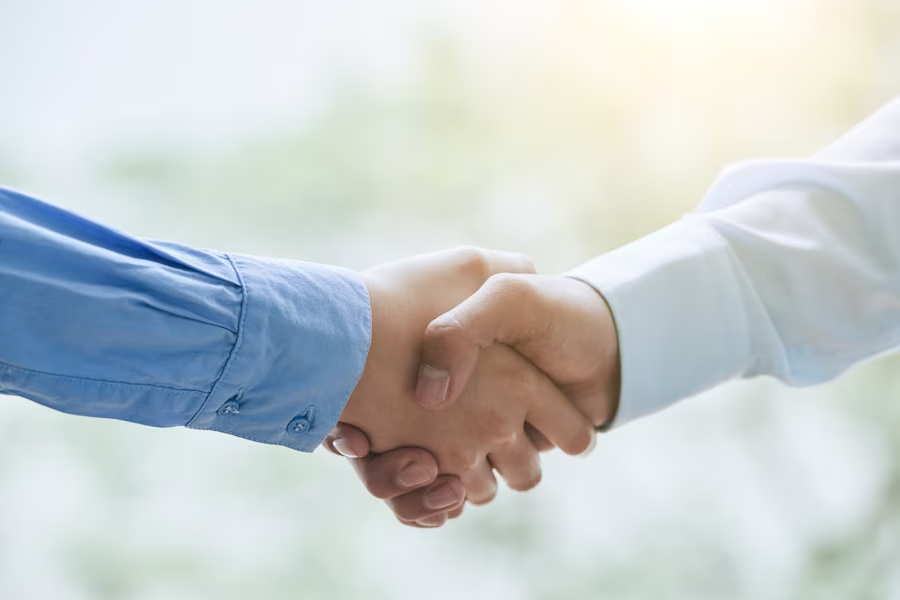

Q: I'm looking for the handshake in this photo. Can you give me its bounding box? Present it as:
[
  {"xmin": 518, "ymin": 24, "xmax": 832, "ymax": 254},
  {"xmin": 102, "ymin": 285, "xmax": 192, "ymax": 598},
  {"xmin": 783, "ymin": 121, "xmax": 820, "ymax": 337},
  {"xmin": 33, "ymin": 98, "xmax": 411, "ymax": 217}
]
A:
[{"xmin": 324, "ymin": 247, "xmax": 621, "ymax": 528}]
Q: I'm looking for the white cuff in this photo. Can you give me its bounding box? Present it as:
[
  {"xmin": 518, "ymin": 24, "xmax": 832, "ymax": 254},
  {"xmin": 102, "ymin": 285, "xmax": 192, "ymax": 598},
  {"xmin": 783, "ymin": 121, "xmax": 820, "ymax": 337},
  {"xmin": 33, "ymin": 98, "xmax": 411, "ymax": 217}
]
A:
[{"xmin": 566, "ymin": 217, "xmax": 757, "ymax": 427}]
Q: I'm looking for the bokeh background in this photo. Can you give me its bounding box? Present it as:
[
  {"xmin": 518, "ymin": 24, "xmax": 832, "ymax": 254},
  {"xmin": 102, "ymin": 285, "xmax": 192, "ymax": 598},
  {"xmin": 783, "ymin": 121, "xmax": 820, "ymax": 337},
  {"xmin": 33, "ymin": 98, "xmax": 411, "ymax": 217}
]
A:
[{"xmin": 2, "ymin": 0, "xmax": 900, "ymax": 598}]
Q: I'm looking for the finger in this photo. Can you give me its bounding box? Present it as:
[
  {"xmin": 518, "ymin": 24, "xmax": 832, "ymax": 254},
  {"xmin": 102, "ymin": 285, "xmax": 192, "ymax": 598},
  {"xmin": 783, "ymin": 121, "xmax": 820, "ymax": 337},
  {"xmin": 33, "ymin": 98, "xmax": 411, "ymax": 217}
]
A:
[
  {"xmin": 413, "ymin": 502, "xmax": 464, "ymax": 528},
  {"xmin": 416, "ymin": 514, "xmax": 448, "ymax": 528},
  {"xmin": 525, "ymin": 422, "xmax": 554, "ymax": 452},
  {"xmin": 488, "ymin": 435, "xmax": 542, "ymax": 492},
  {"xmin": 392, "ymin": 485, "xmax": 466, "ymax": 528},
  {"xmin": 411, "ymin": 253, "xmax": 535, "ymax": 411},
  {"xmin": 525, "ymin": 372, "xmax": 596, "ymax": 456},
  {"xmin": 367, "ymin": 247, "xmax": 534, "ymax": 301},
  {"xmin": 396, "ymin": 515, "xmax": 446, "ymax": 529},
  {"xmin": 352, "ymin": 448, "xmax": 440, "ymax": 500},
  {"xmin": 385, "ymin": 475, "xmax": 466, "ymax": 521},
  {"xmin": 460, "ymin": 459, "xmax": 498, "ymax": 506},
  {"xmin": 476, "ymin": 247, "xmax": 536, "ymax": 278},
  {"xmin": 322, "ymin": 422, "xmax": 371, "ymax": 458},
  {"xmin": 421, "ymin": 247, "xmax": 536, "ymax": 286},
  {"xmin": 416, "ymin": 273, "xmax": 540, "ymax": 410}
]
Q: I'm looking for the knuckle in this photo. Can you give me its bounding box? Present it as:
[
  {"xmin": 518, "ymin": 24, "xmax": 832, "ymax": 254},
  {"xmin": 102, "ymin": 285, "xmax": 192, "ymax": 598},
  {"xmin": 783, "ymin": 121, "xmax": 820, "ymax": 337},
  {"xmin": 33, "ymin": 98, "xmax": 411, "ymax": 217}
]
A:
[
  {"xmin": 442, "ymin": 448, "xmax": 480, "ymax": 474},
  {"xmin": 477, "ymin": 410, "xmax": 515, "ymax": 447},
  {"xmin": 488, "ymin": 427, "xmax": 519, "ymax": 449},
  {"xmin": 424, "ymin": 315, "xmax": 471, "ymax": 356},
  {"xmin": 425, "ymin": 315, "xmax": 466, "ymax": 346},
  {"xmin": 397, "ymin": 447, "xmax": 438, "ymax": 470},
  {"xmin": 454, "ymin": 245, "xmax": 490, "ymax": 280},
  {"xmin": 486, "ymin": 272, "xmax": 532, "ymax": 300}
]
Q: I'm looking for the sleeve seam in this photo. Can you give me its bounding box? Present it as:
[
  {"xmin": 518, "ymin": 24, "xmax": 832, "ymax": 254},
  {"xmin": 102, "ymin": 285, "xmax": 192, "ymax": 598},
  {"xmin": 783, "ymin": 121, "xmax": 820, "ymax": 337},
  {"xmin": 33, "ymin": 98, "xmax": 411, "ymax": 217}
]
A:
[{"xmin": 186, "ymin": 253, "xmax": 250, "ymax": 425}]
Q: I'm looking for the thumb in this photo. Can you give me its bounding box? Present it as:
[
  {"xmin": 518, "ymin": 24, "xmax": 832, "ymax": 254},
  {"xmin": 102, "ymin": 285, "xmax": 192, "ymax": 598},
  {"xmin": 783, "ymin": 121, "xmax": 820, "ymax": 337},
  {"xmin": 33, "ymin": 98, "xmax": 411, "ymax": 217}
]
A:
[
  {"xmin": 323, "ymin": 422, "xmax": 372, "ymax": 458},
  {"xmin": 416, "ymin": 274, "xmax": 537, "ymax": 409}
]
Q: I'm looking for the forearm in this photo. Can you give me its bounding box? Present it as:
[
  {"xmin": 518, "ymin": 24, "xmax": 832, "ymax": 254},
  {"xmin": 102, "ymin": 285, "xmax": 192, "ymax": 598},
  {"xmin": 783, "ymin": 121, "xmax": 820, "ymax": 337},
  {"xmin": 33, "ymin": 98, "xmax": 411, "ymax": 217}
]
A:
[
  {"xmin": 569, "ymin": 97, "xmax": 900, "ymax": 426},
  {"xmin": 0, "ymin": 187, "xmax": 371, "ymax": 451}
]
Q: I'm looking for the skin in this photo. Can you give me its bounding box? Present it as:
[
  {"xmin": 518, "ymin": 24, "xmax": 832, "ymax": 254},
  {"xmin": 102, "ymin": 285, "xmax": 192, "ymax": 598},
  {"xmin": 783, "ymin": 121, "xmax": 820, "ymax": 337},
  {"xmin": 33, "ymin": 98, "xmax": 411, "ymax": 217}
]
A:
[
  {"xmin": 328, "ymin": 249, "xmax": 597, "ymax": 526},
  {"xmin": 322, "ymin": 422, "xmax": 554, "ymax": 528},
  {"xmin": 326, "ymin": 271, "xmax": 621, "ymax": 528},
  {"xmin": 322, "ymin": 424, "xmax": 466, "ymax": 527},
  {"xmin": 416, "ymin": 274, "xmax": 621, "ymax": 427}
]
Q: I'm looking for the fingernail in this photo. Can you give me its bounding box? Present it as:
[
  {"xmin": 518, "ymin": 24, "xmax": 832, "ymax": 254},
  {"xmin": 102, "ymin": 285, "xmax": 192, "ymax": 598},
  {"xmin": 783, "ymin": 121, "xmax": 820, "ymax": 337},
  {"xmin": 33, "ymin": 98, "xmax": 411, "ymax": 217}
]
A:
[
  {"xmin": 333, "ymin": 438, "xmax": 361, "ymax": 458},
  {"xmin": 417, "ymin": 364, "xmax": 450, "ymax": 408},
  {"xmin": 397, "ymin": 463, "xmax": 432, "ymax": 489},
  {"xmin": 579, "ymin": 432, "xmax": 598, "ymax": 459},
  {"xmin": 417, "ymin": 515, "xmax": 447, "ymax": 528},
  {"xmin": 424, "ymin": 481, "xmax": 463, "ymax": 510}
]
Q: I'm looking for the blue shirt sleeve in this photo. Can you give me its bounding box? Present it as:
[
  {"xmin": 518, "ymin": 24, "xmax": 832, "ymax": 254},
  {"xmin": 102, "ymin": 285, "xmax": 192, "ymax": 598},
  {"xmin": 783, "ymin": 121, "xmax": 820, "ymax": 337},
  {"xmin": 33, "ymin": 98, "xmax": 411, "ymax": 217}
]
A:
[{"xmin": 0, "ymin": 187, "xmax": 371, "ymax": 452}]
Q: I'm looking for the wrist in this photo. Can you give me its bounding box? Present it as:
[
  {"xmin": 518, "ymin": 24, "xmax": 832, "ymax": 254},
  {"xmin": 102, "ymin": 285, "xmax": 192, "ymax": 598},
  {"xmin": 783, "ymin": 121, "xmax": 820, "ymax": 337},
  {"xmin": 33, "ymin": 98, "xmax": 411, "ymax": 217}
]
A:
[
  {"xmin": 592, "ymin": 289, "xmax": 621, "ymax": 430},
  {"xmin": 340, "ymin": 271, "xmax": 423, "ymax": 452},
  {"xmin": 560, "ymin": 276, "xmax": 621, "ymax": 429},
  {"xmin": 341, "ymin": 272, "xmax": 386, "ymax": 430}
]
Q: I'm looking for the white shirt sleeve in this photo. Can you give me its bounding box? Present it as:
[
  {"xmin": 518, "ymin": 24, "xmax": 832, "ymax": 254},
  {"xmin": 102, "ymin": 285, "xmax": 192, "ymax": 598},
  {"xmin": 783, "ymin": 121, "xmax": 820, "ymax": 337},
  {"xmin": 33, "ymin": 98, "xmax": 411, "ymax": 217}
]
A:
[{"xmin": 567, "ymin": 96, "xmax": 900, "ymax": 427}]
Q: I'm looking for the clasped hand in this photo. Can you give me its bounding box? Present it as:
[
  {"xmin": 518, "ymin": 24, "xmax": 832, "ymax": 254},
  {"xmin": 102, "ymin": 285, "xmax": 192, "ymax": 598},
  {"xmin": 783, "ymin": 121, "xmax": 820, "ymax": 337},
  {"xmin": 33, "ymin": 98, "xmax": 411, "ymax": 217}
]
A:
[{"xmin": 324, "ymin": 248, "xmax": 621, "ymax": 527}]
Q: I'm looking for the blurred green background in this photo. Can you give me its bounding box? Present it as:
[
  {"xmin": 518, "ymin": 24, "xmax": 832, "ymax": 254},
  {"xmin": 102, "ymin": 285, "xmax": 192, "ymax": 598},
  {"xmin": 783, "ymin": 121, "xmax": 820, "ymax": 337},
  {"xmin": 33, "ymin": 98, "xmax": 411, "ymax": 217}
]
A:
[{"xmin": 2, "ymin": 0, "xmax": 900, "ymax": 598}]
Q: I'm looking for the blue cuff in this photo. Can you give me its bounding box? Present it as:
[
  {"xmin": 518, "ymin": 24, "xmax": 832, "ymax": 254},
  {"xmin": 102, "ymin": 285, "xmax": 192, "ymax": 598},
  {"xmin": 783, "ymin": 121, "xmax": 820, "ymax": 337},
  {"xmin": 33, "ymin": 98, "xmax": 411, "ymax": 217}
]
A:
[{"xmin": 187, "ymin": 254, "xmax": 371, "ymax": 452}]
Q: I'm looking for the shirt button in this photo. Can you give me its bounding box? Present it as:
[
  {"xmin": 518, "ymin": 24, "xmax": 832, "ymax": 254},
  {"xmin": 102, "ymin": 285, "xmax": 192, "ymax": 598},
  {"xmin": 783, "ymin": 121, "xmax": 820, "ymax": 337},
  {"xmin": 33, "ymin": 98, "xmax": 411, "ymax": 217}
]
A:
[
  {"xmin": 286, "ymin": 407, "xmax": 317, "ymax": 436},
  {"xmin": 217, "ymin": 399, "xmax": 241, "ymax": 417},
  {"xmin": 286, "ymin": 416, "xmax": 310, "ymax": 435}
]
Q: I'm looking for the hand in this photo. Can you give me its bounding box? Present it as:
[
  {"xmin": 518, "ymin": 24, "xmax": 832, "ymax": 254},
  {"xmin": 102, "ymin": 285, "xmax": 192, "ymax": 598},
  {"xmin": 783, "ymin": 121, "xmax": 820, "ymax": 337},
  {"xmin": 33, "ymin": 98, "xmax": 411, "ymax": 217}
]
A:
[
  {"xmin": 323, "ymin": 420, "xmax": 556, "ymax": 528},
  {"xmin": 329, "ymin": 249, "xmax": 596, "ymax": 525},
  {"xmin": 344, "ymin": 340, "xmax": 593, "ymax": 499},
  {"xmin": 323, "ymin": 422, "xmax": 467, "ymax": 528},
  {"xmin": 415, "ymin": 274, "xmax": 621, "ymax": 430},
  {"xmin": 324, "ymin": 248, "xmax": 513, "ymax": 527}
]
